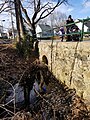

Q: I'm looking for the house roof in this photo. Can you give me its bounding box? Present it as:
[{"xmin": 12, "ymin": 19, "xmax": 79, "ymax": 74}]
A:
[
  {"xmin": 77, "ymin": 19, "xmax": 90, "ymax": 28},
  {"xmin": 84, "ymin": 21, "xmax": 90, "ymax": 28},
  {"xmin": 38, "ymin": 24, "xmax": 52, "ymax": 32}
]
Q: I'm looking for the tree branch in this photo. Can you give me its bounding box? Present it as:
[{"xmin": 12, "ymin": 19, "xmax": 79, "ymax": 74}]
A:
[
  {"xmin": 35, "ymin": 0, "xmax": 67, "ymax": 24},
  {"xmin": 0, "ymin": 0, "xmax": 13, "ymax": 13},
  {"xmin": 32, "ymin": 0, "xmax": 40, "ymax": 22},
  {"xmin": 20, "ymin": 0, "xmax": 32, "ymax": 27}
]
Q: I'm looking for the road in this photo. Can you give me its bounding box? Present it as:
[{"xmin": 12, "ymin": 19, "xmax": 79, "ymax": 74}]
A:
[
  {"xmin": 39, "ymin": 39, "xmax": 90, "ymax": 42},
  {"xmin": 0, "ymin": 39, "xmax": 90, "ymax": 44}
]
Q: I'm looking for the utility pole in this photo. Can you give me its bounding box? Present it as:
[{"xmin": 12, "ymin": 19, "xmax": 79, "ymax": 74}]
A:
[{"xmin": 11, "ymin": 12, "xmax": 15, "ymax": 39}]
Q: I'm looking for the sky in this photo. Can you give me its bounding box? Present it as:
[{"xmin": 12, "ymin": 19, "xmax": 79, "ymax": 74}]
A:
[
  {"xmin": 55, "ymin": 0, "xmax": 90, "ymax": 19},
  {"xmin": 0, "ymin": 0, "xmax": 90, "ymax": 31}
]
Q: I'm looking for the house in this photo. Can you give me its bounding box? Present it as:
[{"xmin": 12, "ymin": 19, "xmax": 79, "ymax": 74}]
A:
[
  {"xmin": 7, "ymin": 28, "xmax": 17, "ymax": 39},
  {"xmin": 36, "ymin": 24, "xmax": 54, "ymax": 38},
  {"xmin": 0, "ymin": 25, "xmax": 3, "ymax": 37},
  {"xmin": 0, "ymin": 25, "xmax": 8, "ymax": 38},
  {"xmin": 84, "ymin": 20, "xmax": 90, "ymax": 31},
  {"xmin": 75, "ymin": 19, "xmax": 90, "ymax": 32},
  {"xmin": 24, "ymin": 23, "xmax": 32, "ymax": 36}
]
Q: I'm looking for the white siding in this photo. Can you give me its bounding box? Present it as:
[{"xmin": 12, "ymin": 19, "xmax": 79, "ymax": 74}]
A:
[
  {"xmin": 0, "ymin": 26, "xmax": 3, "ymax": 33},
  {"xmin": 36, "ymin": 25, "xmax": 42, "ymax": 37},
  {"xmin": 75, "ymin": 20, "xmax": 88, "ymax": 32}
]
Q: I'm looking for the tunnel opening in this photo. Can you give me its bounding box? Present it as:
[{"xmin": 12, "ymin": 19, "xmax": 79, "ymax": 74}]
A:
[{"xmin": 42, "ymin": 55, "xmax": 48, "ymax": 65}]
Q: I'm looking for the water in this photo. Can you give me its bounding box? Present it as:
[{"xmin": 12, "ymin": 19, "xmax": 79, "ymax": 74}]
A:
[{"xmin": 6, "ymin": 81, "xmax": 40, "ymax": 104}]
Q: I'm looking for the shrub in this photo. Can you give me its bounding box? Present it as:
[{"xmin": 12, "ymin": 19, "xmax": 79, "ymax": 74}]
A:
[{"xmin": 16, "ymin": 35, "xmax": 33, "ymax": 57}]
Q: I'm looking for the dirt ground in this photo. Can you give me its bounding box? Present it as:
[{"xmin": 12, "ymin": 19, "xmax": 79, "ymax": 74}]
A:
[{"xmin": 0, "ymin": 44, "xmax": 90, "ymax": 120}]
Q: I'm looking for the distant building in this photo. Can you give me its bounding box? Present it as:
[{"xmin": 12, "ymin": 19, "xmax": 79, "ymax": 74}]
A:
[
  {"xmin": 84, "ymin": 20, "xmax": 90, "ymax": 31},
  {"xmin": 36, "ymin": 24, "xmax": 54, "ymax": 38},
  {"xmin": 1, "ymin": 33, "xmax": 8, "ymax": 39},
  {"xmin": 23, "ymin": 23, "xmax": 32, "ymax": 36},
  {"xmin": 7, "ymin": 28, "xmax": 17, "ymax": 39},
  {"xmin": 0, "ymin": 25, "xmax": 8, "ymax": 38},
  {"xmin": 75, "ymin": 19, "xmax": 90, "ymax": 32}
]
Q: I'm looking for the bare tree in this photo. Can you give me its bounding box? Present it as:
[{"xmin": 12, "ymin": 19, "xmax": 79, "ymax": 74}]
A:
[
  {"xmin": 20, "ymin": 0, "xmax": 68, "ymax": 42},
  {"xmin": 14, "ymin": 0, "xmax": 25, "ymax": 42},
  {"xmin": 0, "ymin": 0, "xmax": 13, "ymax": 13},
  {"xmin": 0, "ymin": 0, "xmax": 24, "ymax": 41},
  {"xmin": 0, "ymin": 0, "xmax": 68, "ymax": 43},
  {"xmin": 52, "ymin": 11, "xmax": 67, "ymax": 27},
  {"xmin": 40, "ymin": 11, "xmax": 67, "ymax": 28},
  {"xmin": 83, "ymin": 0, "xmax": 90, "ymax": 6}
]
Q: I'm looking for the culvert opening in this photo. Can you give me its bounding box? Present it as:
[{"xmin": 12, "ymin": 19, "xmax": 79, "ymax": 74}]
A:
[{"xmin": 42, "ymin": 55, "xmax": 48, "ymax": 65}]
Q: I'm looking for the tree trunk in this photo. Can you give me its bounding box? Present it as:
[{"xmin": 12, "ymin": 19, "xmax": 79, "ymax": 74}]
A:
[
  {"xmin": 14, "ymin": 0, "xmax": 25, "ymax": 42},
  {"xmin": 14, "ymin": 0, "xmax": 21, "ymax": 42},
  {"xmin": 18, "ymin": 0, "xmax": 25, "ymax": 38},
  {"xmin": 30, "ymin": 23, "xmax": 37, "ymax": 48}
]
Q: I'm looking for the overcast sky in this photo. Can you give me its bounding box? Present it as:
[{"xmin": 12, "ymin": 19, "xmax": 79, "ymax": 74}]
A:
[{"xmin": 0, "ymin": 0, "xmax": 90, "ymax": 32}]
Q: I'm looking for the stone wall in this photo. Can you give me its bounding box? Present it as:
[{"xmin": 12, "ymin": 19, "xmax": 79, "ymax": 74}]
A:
[{"xmin": 39, "ymin": 41, "xmax": 90, "ymax": 106}]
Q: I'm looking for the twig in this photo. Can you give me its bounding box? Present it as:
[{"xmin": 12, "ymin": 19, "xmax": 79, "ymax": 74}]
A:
[
  {"xmin": 0, "ymin": 94, "xmax": 6, "ymax": 103},
  {"xmin": 34, "ymin": 87, "xmax": 56, "ymax": 119},
  {"xmin": 0, "ymin": 99, "xmax": 14, "ymax": 107},
  {"xmin": 53, "ymin": 108, "xmax": 56, "ymax": 120},
  {"xmin": 34, "ymin": 87, "xmax": 53, "ymax": 107},
  {"xmin": 0, "ymin": 105, "xmax": 14, "ymax": 115},
  {"xmin": 0, "ymin": 110, "xmax": 6, "ymax": 117},
  {"xmin": 0, "ymin": 117, "xmax": 12, "ymax": 120},
  {"xmin": 11, "ymin": 111, "xmax": 25, "ymax": 120},
  {"xmin": 0, "ymin": 79, "xmax": 16, "ymax": 115},
  {"xmin": 0, "ymin": 45, "xmax": 11, "ymax": 52},
  {"xmin": 19, "ymin": 67, "xmax": 28, "ymax": 83}
]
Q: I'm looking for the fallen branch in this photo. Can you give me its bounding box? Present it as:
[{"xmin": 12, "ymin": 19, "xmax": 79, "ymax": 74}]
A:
[
  {"xmin": 0, "ymin": 79, "xmax": 16, "ymax": 115},
  {"xmin": 34, "ymin": 87, "xmax": 56, "ymax": 120},
  {"xmin": 0, "ymin": 105, "xmax": 14, "ymax": 115}
]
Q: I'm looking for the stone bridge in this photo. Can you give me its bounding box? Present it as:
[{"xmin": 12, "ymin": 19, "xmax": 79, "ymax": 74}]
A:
[{"xmin": 39, "ymin": 40, "xmax": 90, "ymax": 107}]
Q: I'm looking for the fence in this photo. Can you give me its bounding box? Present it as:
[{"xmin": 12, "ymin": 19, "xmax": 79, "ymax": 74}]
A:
[{"xmin": 36, "ymin": 17, "xmax": 90, "ymax": 41}]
